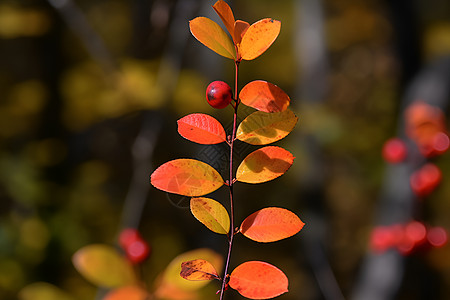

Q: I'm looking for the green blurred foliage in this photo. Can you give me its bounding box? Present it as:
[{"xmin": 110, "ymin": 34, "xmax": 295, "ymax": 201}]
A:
[{"xmin": 0, "ymin": 0, "xmax": 450, "ymax": 299}]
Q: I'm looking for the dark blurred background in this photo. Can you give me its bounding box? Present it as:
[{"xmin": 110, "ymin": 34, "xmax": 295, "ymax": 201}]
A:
[{"xmin": 1, "ymin": 0, "xmax": 450, "ymax": 299}]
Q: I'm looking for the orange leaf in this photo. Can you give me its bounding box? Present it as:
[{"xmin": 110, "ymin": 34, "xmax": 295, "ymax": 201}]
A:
[
  {"xmin": 72, "ymin": 244, "xmax": 136, "ymax": 288},
  {"xmin": 103, "ymin": 286, "xmax": 149, "ymax": 300},
  {"xmin": 239, "ymin": 80, "xmax": 290, "ymax": 113},
  {"xmin": 234, "ymin": 20, "xmax": 250, "ymax": 46},
  {"xmin": 180, "ymin": 259, "xmax": 220, "ymax": 281},
  {"xmin": 177, "ymin": 113, "xmax": 227, "ymax": 145},
  {"xmin": 189, "ymin": 17, "xmax": 236, "ymax": 60},
  {"xmin": 236, "ymin": 146, "xmax": 294, "ymax": 184},
  {"xmin": 212, "ymin": 0, "xmax": 235, "ymax": 41},
  {"xmin": 190, "ymin": 197, "xmax": 230, "ymax": 234},
  {"xmin": 236, "ymin": 109, "xmax": 298, "ymax": 145},
  {"xmin": 151, "ymin": 159, "xmax": 224, "ymax": 196},
  {"xmin": 240, "ymin": 207, "xmax": 304, "ymax": 242},
  {"xmin": 239, "ymin": 18, "xmax": 281, "ymax": 60},
  {"xmin": 229, "ymin": 261, "xmax": 288, "ymax": 299}
]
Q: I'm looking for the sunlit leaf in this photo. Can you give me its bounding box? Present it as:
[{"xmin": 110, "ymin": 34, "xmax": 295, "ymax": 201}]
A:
[
  {"xmin": 156, "ymin": 248, "xmax": 223, "ymax": 292},
  {"xmin": 229, "ymin": 261, "xmax": 288, "ymax": 299},
  {"xmin": 72, "ymin": 244, "xmax": 136, "ymax": 288},
  {"xmin": 189, "ymin": 17, "xmax": 236, "ymax": 60},
  {"xmin": 236, "ymin": 146, "xmax": 294, "ymax": 184},
  {"xmin": 234, "ymin": 20, "xmax": 250, "ymax": 46},
  {"xmin": 212, "ymin": 0, "xmax": 235, "ymax": 40},
  {"xmin": 240, "ymin": 207, "xmax": 304, "ymax": 242},
  {"xmin": 236, "ymin": 109, "xmax": 298, "ymax": 145},
  {"xmin": 239, "ymin": 18, "xmax": 281, "ymax": 60},
  {"xmin": 180, "ymin": 259, "xmax": 220, "ymax": 281},
  {"xmin": 18, "ymin": 282, "xmax": 74, "ymax": 300},
  {"xmin": 190, "ymin": 197, "xmax": 230, "ymax": 234},
  {"xmin": 103, "ymin": 286, "xmax": 149, "ymax": 300},
  {"xmin": 177, "ymin": 113, "xmax": 227, "ymax": 145},
  {"xmin": 151, "ymin": 159, "xmax": 224, "ymax": 196},
  {"xmin": 239, "ymin": 80, "xmax": 290, "ymax": 113}
]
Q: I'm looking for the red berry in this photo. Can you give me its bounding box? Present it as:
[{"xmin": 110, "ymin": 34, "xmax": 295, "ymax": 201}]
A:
[
  {"xmin": 370, "ymin": 226, "xmax": 394, "ymax": 252},
  {"xmin": 427, "ymin": 227, "xmax": 448, "ymax": 247},
  {"xmin": 125, "ymin": 239, "xmax": 151, "ymax": 264},
  {"xmin": 119, "ymin": 228, "xmax": 151, "ymax": 264},
  {"xmin": 382, "ymin": 138, "xmax": 407, "ymax": 163},
  {"xmin": 431, "ymin": 132, "xmax": 450, "ymax": 155},
  {"xmin": 206, "ymin": 81, "xmax": 233, "ymax": 109},
  {"xmin": 410, "ymin": 163, "xmax": 442, "ymax": 197},
  {"xmin": 405, "ymin": 221, "xmax": 427, "ymax": 245},
  {"xmin": 119, "ymin": 228, "xmax": 140, "ymax": 249}
]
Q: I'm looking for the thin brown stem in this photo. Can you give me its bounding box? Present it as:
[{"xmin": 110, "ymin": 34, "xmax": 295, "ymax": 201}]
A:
[{"xmin": 219, "ymin": 60, "xmax": 240, "ymax": 300}]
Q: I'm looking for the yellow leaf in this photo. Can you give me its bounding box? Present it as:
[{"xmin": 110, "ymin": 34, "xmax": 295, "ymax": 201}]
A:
[
  {"xmin": 189, "ymin": 17, "xmax": 236, "ymax": 60},
  {"xmin": 190, "ymin": 197, "xmax": 230, "ymax": 234},
  {"xmin": 72, "ymin": 244, "xmax": 136, "ymax": 288},
  {"xmin": 18, "ymin": 282, "xmax": 74, "ymax": 300},
  {"xmin": 236, "ymin": 109, "xmax": 298, "ymax": 145}
]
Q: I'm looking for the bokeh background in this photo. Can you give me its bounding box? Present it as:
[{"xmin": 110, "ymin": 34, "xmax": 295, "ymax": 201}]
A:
[{"xmin": 1, "ymin": 0, "xmax": 450, "ymax": 299}]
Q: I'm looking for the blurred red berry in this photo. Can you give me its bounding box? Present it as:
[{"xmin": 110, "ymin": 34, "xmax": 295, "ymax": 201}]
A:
[
  {"xmin": 405, "ymin": 221, "xmax": 427, "ymax": 245},
  {"xmin": 382, "ymin": 138, "xmax": 407, "ymax": 163},
  {"xmin": 206, "ymin": 81, "xmax": 233, "ymax": 109},
  {"xmin": 405, "ymin": 101, "xmax": 448, "ymax": 157},
  {"xmin": 119, "ymin": 228, "xmax": 140, "ymax": 249},
  {"xmin": 125, "ymin": 239, "xmax": 151, "ymax": 264},
  {"xmin": 427, "ymin": 227, "xmax": 448, "ymax": 247},
  {"xmin": 119, "ymin": 228, "xmax": 151, "ymax": 264},
  {"xmin": 370, "ymin": 226, "xmax": 392, "ymax": 252},
  {"xmin": 410, "ymin": 163, "xmax": 442, "ymax": 197},
  {"xmin": 395, "ymin": 221, "xmax": 427, "ymax": 255},
  {"xmin": 431, "ymin": 132, "xmax": 450, "ymax": 155}
]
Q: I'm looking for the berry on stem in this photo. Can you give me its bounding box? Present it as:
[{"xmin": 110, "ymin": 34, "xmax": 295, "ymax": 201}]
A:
[{"xmin": 206, "ymin": 81, "xmax": 233, "ymax": 109}]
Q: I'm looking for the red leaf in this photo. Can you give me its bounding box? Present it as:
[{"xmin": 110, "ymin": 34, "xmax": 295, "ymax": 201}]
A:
[
  {"xmin": 177, "ymin": 113, "xmax": 227, "ymax": 145},
  {"xmin": 239, "ymin": 80, "xmax": 290, "ymax": 113},
  {"xmin": 236, "ymin": 146, "xmax": 294, "ymax": 184},
  {"xmin": 229, "ymin": 261, "xmax": 288, "ymax": 299},
  {"xmin": 240, "ymin": 207, "xmax": 304, "ymax": 242},
  {"xmin": 150, "ymin": 159, "xmax": 224, "ymax": 196},
  {"xmin": 180, "ymin": 259, "xmax": 220, "ymax": 281}
]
